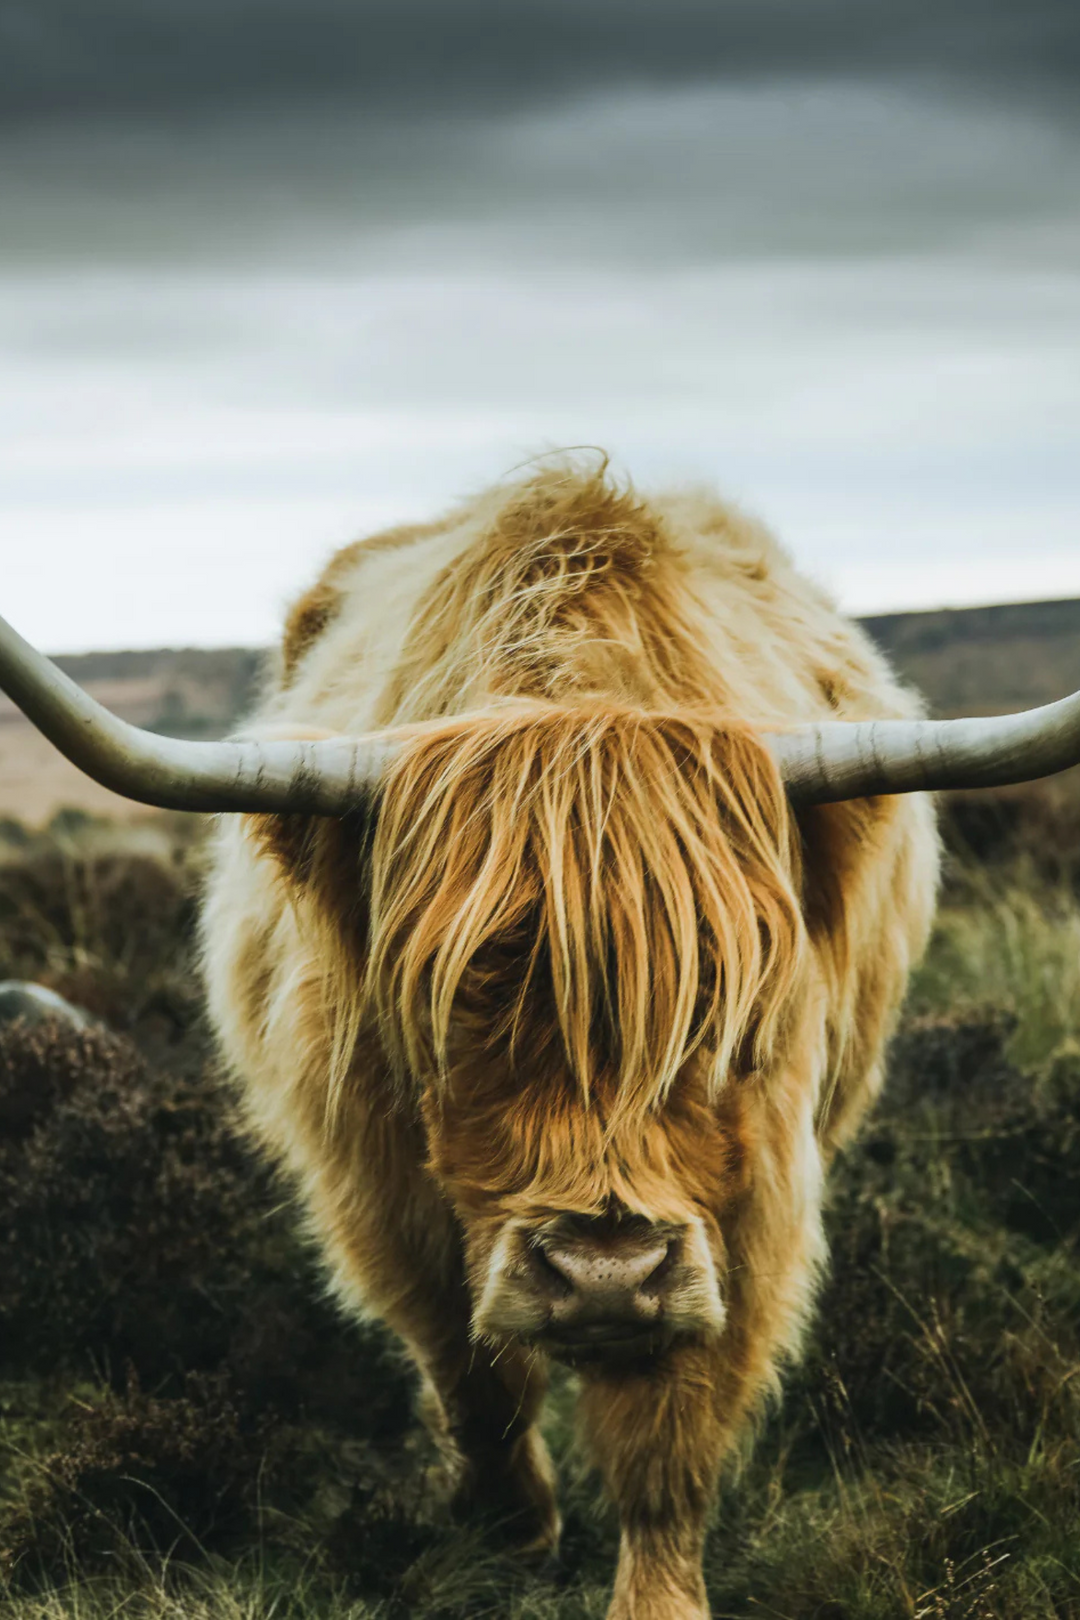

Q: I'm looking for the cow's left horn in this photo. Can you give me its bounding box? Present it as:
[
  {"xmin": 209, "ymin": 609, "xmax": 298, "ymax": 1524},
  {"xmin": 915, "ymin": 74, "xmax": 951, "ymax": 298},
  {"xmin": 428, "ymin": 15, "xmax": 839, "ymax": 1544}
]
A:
[
  {"xmin": 770, "ymin": 686, "xmax": 1080, "ymax": 806},
  {"xmin": 0, "ymin": 611, "xmax": 401, "ymax": 814}
]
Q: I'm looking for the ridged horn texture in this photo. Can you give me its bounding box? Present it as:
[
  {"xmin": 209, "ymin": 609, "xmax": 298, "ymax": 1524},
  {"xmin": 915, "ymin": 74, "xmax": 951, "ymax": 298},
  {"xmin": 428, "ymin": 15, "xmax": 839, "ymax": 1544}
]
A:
[
  {"xmin": 0, "ymin": 611, "xmax": 401, "ymax": 814},
  {"xmin": 771, "ymin": 689, "xmax": 1080, "ymax": 805},
  {"xmin": 3, "ymin": 610, "xmax": 1080, "ymax": 812}
]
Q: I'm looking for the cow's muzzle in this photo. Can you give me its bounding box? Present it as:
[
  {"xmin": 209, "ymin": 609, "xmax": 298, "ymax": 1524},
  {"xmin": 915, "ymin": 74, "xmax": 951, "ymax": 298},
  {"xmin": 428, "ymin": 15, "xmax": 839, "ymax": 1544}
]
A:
[{"xmin": 474, "ymin": 1210, "xmax": 726, "ymax": 1364}]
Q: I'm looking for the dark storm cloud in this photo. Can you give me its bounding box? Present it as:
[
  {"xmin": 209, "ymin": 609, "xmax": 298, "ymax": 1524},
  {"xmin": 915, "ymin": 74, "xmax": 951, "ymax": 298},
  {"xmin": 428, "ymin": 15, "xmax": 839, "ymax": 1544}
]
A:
[{"xmin": 1, "ymin": 0, "xmax": 1078, "ymax": 126}]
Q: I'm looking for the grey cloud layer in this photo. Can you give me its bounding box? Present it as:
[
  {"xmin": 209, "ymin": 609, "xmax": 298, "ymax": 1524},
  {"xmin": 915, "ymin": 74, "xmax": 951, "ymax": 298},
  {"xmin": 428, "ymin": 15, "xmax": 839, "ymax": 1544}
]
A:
[
  {"xmin": 1, "ymin": 0, "xmax": 1078, "ymax": 125},
  {"xmin": 5, "ymin": 85, "xmax": 1078, "ymax": 270},
  {"xmin": 2, "ymin": 0, "xmax": 1077, "ymax": 650}
]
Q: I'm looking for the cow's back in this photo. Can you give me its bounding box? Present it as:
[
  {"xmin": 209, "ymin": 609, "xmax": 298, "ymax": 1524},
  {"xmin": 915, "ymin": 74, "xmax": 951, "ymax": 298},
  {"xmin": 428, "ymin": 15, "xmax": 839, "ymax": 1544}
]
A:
[{"xmin": 253, "ymin": 466, "xmax": 921, "ymax": 742}]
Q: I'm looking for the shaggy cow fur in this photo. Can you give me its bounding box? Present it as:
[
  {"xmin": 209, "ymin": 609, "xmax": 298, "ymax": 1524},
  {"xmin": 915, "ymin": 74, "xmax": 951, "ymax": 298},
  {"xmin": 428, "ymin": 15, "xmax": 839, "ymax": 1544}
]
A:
[{"xmin": 200, "ymin": 461, "xmax": 939, "ymax": 1620}]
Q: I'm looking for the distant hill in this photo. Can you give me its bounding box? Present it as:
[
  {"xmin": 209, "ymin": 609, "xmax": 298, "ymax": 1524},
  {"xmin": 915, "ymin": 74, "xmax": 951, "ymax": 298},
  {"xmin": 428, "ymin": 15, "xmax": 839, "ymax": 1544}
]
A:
[
  {"xmin": 48, "ymin": 647, "xmax": 266, "ymax": 739},
  {"xmin": 0, "ymin": 647, "xmax": 266, "ymax": 826},
  {"xmin": 864, "ymin": 597, "xmax": 1080, "ymax": 718},
  {"xmin": 2, "ymin": 598, "xmax": 1080, "ymax": 824}
]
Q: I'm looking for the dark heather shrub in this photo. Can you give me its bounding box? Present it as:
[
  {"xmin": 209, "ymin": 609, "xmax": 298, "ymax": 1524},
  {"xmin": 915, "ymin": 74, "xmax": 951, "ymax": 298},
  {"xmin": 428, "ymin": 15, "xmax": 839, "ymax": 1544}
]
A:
[
  {"xmin": 0, "ymin": 1375, "xmax": 286, "ymax": 1584},
  {"xmin": 0, "ymin": 844, "xmax": 198, "ymax": 1035},
  {"xmin": 940, "ymin": 776, "xmax": 1080, "ymax": 892},
  {"xmin": 0, "ymin": 1018, "xmax": 413, "ymax": 1432}
]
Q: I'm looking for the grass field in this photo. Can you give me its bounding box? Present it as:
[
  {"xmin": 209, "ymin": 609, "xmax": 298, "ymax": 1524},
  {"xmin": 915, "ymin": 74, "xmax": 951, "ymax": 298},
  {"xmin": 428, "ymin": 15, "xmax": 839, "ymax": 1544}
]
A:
[{"xmin": 1, "ymin": 788, "xmax": 1079, "ymax": 1620}]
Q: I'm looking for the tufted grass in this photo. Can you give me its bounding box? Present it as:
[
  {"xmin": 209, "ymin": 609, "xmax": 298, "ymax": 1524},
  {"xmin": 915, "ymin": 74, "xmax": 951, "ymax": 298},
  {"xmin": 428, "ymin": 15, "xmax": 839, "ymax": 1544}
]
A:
[{"xmin": 912, "ymin": 860, "xmax": 1080, "ymax": 1077}]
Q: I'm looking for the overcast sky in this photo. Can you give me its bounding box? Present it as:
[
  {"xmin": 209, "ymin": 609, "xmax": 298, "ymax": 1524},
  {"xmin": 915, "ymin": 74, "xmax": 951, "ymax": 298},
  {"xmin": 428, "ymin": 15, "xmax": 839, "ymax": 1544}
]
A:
[{"xmin": 2, "ymin": 1, "xmax": 1078, "ymax": 652}]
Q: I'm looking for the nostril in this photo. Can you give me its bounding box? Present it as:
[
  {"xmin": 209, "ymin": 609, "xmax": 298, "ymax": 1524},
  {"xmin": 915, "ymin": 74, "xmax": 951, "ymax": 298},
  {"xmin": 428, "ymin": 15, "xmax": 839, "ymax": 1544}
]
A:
[
  {"xmin": 639, "ymin": 1239, "xmax": 678, "ymax": 1296},
  {"xmin": 528, "ymin": 1239, "xmax": 575, "ymax": 1299}
]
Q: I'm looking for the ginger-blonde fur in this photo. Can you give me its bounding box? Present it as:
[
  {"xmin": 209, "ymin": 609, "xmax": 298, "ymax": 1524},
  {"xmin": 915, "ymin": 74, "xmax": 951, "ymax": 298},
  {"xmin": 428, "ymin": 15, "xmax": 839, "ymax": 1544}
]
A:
[{"xmin": 201, "ymin": 461, "xmax": 939, "ymax": 1620}]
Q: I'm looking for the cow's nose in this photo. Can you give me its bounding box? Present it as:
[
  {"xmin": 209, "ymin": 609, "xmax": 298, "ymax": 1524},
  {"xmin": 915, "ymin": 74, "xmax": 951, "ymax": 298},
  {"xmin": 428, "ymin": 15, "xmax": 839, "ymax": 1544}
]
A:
[{"xmin": 529, "ymin": 1214, "xmax": 680, "ymax": 1341}]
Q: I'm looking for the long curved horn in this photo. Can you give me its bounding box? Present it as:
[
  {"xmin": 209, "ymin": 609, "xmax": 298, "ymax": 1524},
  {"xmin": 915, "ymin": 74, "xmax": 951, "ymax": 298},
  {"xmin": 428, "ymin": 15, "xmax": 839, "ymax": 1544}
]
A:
[
  {"xmin": 0, "ymin": 611, "xmax": 401, "ymax": 814},
  {"xmin": 770, "ymin": 688, "xmax": 1080, "ymax": 806}
]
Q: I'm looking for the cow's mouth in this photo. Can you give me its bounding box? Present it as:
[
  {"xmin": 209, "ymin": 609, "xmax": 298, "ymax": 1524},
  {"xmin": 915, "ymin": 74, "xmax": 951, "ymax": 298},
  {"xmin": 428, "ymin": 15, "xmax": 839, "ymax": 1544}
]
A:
[{"xmin": 533, "ymin": 1320, "xmax": 674, "ymax": 1367}]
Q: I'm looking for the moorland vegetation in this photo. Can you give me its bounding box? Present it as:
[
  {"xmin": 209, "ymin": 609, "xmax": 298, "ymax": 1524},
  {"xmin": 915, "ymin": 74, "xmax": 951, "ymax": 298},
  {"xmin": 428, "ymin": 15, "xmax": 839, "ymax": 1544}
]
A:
[{"xmin": 0, "ymin": 781, "xmax": 1079, "ymax": 1619}]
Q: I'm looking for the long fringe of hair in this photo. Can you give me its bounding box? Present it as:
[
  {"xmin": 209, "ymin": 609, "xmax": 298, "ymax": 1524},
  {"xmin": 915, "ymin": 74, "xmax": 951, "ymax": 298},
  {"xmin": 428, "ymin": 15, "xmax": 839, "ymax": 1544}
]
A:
[{"xmin": 286, "ymin": 702, "xmax": 808, "ymax": 1126}]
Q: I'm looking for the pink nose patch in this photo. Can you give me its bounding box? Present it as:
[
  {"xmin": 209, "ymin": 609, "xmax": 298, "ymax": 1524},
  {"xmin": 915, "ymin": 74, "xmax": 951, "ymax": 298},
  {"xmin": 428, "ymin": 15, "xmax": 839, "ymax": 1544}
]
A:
[
  {"xmin": 529, "ymin": 1221, "xmax": 678, "ymax": 1336},
  {"xmin": 541, "ymin": 1234, "xmax": 671, "ymax": 1303}
]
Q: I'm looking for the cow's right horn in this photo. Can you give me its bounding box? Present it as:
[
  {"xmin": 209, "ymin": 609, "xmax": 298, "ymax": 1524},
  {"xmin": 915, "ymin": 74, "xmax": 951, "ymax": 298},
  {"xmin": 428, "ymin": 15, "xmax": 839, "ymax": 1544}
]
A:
[{"xmin": 0, "ymin": 610, "xmax": 403, "ymax": 815}]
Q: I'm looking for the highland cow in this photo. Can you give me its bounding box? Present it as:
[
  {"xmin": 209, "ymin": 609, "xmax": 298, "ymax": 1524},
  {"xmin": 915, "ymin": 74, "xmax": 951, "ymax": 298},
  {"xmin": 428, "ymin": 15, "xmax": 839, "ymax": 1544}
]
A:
[
  {"xmin": 6, "ymin": 461, "xmax": 1080, "ymax": 1619},
  {"xmin": 199, "ymin": 465, "xmax": 938, "ymax": 1620}
]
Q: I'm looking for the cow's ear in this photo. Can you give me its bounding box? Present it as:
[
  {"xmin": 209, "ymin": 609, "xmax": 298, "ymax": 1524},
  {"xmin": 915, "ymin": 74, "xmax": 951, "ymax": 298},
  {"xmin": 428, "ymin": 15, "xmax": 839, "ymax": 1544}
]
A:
[
  {"xmin": 241, "ymin": 726, "xmax": 381, "ymax": 896},
  {"xmin": 245, "ymin": 801, "xmax": 380, "ymax": 968},
  {"xmin": 244, "ymin": 809, "xmax": 324, "ymax": 885},
  {"xmin": 793, "ymin": 795, "xmax": 897, "ymax": 942}
]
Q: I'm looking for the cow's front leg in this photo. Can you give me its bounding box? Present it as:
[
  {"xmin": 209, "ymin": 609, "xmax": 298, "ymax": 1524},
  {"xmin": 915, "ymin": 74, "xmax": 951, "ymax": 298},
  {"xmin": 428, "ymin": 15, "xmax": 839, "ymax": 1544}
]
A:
[
  {"xmin": 577, "ymin": 1340, "xmax": 740, "ymax": 1620},
  {"xmin": 286, "ymin": 1090, "xmax": 560, "ymax": 1557},
  {"xmin": 414, "ymin": 1324, "xmax": 558, "ymax": 1555},
  {"xmin": 333, "ymin": 1221, "xmax": 558, "ymax": 1552}
]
